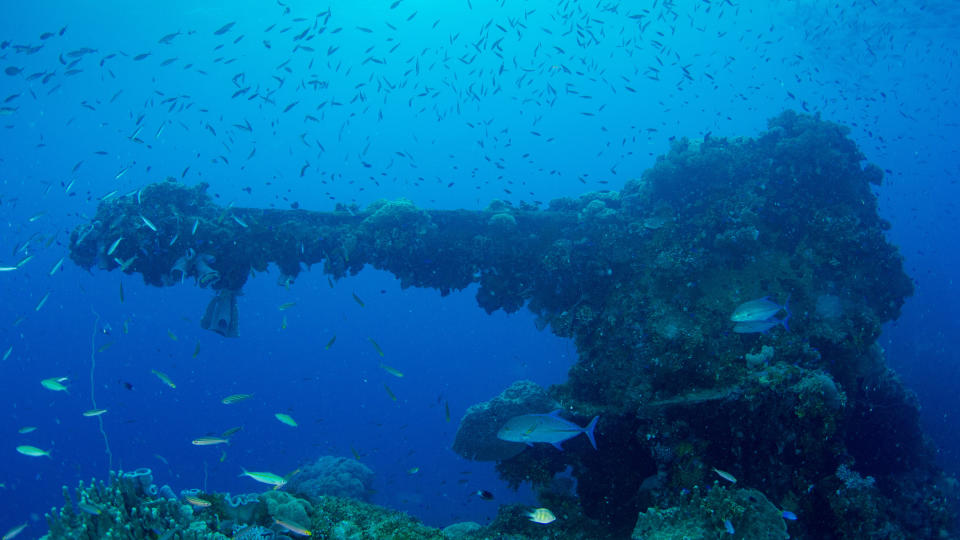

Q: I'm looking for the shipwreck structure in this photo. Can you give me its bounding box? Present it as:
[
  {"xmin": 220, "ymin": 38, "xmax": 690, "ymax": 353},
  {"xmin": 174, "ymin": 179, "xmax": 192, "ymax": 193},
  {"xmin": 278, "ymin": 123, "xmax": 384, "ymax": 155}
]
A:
[{"xmin": 68, "ymin": 112, "xmax": 955, "ymax": 538}]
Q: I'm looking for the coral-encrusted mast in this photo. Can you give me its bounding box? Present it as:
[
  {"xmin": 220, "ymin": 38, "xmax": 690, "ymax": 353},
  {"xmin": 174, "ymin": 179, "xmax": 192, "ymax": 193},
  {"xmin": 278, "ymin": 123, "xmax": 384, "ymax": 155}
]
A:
[
  {"xmin": 68, "ymin": 178, "xmax": 586, "ymax": 336},
  {"xmin": 68, "ymin": 112, "xmax": 955, "ymax": 538}
]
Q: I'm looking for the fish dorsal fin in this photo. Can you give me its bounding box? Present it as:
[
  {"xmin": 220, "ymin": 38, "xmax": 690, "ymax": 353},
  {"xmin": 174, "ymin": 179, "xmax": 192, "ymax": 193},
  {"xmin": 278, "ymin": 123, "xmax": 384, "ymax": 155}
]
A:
[{"xmin": 547, "ymin": 409, "xmax": 564, "ymax": 417}]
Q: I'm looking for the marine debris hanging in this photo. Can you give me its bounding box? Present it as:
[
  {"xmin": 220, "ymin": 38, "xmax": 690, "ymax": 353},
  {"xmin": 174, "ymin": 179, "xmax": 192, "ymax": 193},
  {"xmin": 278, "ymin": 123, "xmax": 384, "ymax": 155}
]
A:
[{"xmin": 68, "ymin": 111, "xmax": 956, "ymax": 539}]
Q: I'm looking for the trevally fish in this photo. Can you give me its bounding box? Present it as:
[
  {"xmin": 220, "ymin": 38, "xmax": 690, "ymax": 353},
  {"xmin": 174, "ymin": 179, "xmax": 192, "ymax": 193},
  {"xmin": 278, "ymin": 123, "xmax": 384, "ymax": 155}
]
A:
[
  {"xmin": 733, "ymin": 318, "xmax": 788, "ymax": 334},
  {"xmin": 497, "ymin": 410, "xmax": 599, "ymax": 450},
  {"xmin": 730, "ymin": 295, "xmax": 790, "ymax": 333}
]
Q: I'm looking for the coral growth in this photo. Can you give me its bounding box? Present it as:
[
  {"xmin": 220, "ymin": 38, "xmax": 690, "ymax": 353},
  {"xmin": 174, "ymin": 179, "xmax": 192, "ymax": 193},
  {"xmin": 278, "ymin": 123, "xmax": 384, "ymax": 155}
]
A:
[
  {"xmin": 44, "ymin": 466, "xmax": 445, "ymax": 539},
  {"xmin": 286, "ymin": 456, "xmax": 375, "ymax": 501},
  {"xmin": 67, "ymin": 112, "xmax": 957, "ymax": 538}
]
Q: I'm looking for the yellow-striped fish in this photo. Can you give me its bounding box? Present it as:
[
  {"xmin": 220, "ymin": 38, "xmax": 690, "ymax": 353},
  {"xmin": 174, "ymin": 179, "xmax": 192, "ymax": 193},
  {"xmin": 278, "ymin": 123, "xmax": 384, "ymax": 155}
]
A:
[
  {"xmin": 222, "ymin": 394, "xmax": 253, "ymax": 405},
  {"xmin": 192, "ymin": 436, "xmax": 229, "ymax": 446},
  {"xmin": 527, "ymin": 507, "xmax": 556, "ymax": 524},
  {"xmin": 239, "ymin": 468, "xmax": 287, "ymax": 488},
  {"xmin": 77, "ymin": 501, "xmax": 103, "ymax": 515},
  {"xmin": 368, "ymin": 337, "xmax": 384, "ymax": 357},
  {"xmin": 184, "ymin": 495, "xmax": 211, "ymax": 507},
  {"xmin": 379, "ymin": 363, "xmax": 403, "ymax": 378},
  {"xmin": 16, "ymin": 445, "xmax": 51, "ymax": 458},
  {"xmin": 713, "ymin": 467, "xmax": 737, "ymax": 484},
  {"xmin": 275, "ymin": 413, "xmax": 298, "ymax": 427},
  {"xmin": 151, "ymin": 369, "xmax": 176, "ymax": 388},
  {"xmin": 274, "ymin": 518, "xmax": 312, "ymax": 536},
  {"xmin": 222, "ymin": 426, "xmax": 243, "ymax": 437},
  {"xmin": 40, "ymin": 377, "xmax": 68, "ymax": 392}
]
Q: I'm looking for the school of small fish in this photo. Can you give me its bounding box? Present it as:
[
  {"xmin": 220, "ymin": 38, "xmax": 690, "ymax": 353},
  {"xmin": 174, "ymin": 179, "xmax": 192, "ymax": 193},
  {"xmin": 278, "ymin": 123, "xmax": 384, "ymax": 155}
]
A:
[{"xmin": 2, "ymin": 0, "xmax": 915, "ymax": 531}]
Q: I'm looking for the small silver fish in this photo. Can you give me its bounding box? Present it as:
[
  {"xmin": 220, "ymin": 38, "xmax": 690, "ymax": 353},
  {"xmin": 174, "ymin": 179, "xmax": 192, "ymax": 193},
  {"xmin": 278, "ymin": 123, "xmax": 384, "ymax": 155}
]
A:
[
  {"xmin": 140, "ymin": 215, "xmax": 157, "ymax": 232},
  {"xmin": 713, "ymin": 467, "xmax": 737, "ymax": 483},
  {"xmin": 2, "ymin": 523, "xmax": 27, "ymax": 539},
  {"xmin": 49, "ymin": 257, "xmax": 64, "ymax": 276},
  {"xmin": 115, "ymin": 255, "xmax": 137, "ymax": 271},
  {"xmin": 77, "ymin": 501, "xmax": 103, "ymax": 515},
  {"xmin": 107, "ymin": 237, "xmax": 123, "ymax": 255}
]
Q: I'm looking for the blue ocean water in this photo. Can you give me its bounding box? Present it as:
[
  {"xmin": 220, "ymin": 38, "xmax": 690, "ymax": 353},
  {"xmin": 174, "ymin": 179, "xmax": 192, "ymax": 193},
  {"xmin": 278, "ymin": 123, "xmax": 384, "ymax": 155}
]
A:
[{"xmin": 0, "ymin": 0, "xmax": 957, "ymax": 535}]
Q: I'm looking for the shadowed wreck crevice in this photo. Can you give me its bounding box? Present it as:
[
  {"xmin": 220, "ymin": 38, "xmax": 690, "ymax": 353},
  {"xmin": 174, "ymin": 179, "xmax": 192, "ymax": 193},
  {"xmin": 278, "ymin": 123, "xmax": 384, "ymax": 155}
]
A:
[{"xmin": 67, "ymin": 111, "xmax": 956, "ymax": 539}]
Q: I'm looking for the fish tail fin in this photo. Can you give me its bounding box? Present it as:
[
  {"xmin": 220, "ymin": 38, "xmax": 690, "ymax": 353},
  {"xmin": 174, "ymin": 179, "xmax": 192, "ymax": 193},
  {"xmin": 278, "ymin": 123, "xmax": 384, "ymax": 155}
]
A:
[
  {"xmin": 780, "ymin": 293, "xmax": 792, "ymax": 332},
  {"xmin": 584, "ymin": 415, "xmax": 599, "ymax": 449},
  {"xmin": 781, "ymin": 296, "xmax": 791, "ymax": 332}
]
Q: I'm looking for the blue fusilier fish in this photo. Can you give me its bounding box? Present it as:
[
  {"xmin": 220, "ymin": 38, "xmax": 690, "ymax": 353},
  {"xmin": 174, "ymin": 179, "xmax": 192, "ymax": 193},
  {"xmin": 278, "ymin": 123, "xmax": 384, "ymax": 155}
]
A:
[
  {"xmin": 497, "ymin": 410, "xmax": 599, "ymax": 450},
  {"xmin": 730, "ymin": 295, "xmax": 790, "ymax": 333}
]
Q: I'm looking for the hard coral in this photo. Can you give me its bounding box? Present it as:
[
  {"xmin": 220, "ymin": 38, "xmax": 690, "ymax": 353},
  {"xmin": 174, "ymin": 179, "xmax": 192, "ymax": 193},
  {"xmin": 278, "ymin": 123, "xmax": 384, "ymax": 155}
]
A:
[{"xmin": 286, "ymin": 455, "xmax": 374, "ymax": 501}]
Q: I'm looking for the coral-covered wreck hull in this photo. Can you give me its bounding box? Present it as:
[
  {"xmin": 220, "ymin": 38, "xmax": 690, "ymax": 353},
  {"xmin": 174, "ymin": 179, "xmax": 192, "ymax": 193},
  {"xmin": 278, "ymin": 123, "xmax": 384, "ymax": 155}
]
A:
[{"xmin": 67, "ymin": 112, "xmax": 956, "ymax": 539}]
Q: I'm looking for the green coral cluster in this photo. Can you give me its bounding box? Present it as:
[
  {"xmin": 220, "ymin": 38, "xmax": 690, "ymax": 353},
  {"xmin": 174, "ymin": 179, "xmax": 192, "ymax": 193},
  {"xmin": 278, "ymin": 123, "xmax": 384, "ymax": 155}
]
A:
[
  {"xmin": 632, "ymin": 486, "xmax": 788, "ymax": 540},
  {"xmin": 45, "ymin": 469, "xmax": 209, "ymax": 539},
  {"xmin": 43, "ymin": 467, "xmax": 450, "ymax": 539}
]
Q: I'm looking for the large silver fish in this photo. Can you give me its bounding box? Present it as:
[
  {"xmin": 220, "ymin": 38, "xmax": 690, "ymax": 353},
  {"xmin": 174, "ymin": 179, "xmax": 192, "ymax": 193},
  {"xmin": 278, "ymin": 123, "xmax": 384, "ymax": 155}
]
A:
[
  {"xmin": 497, "ymin": 411, "xmax": 599, "ymax": 450},
  {"xmin": 730, "ymin": 296, "xmax": 788, "ymax": 322},
  {"xmin": 730, "ymin": 295, "xmax": 791, "ymax": 333}
]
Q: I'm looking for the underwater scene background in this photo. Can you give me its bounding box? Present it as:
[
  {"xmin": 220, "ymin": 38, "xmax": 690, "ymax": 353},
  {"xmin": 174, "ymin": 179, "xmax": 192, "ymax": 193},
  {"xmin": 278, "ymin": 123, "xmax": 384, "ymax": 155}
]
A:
[{"xmin": 1, "ymin": 1, "xmax": 958, "ymax": 538}]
